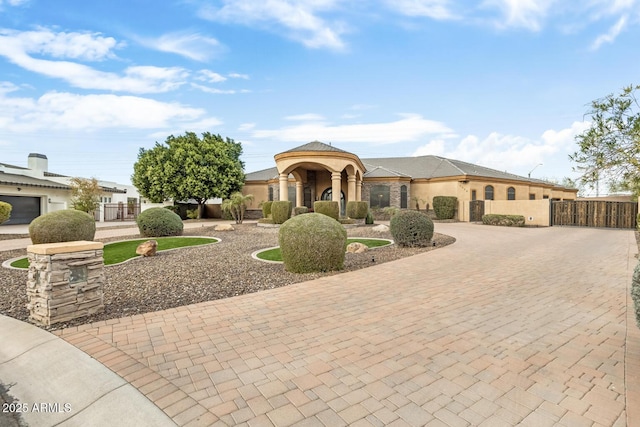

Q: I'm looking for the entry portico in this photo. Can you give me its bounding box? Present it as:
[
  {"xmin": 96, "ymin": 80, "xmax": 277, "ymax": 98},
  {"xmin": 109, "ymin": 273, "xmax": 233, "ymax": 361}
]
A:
[{"xmin": 273, "ymin": 141, "xmax": 366, "ymax": 209}]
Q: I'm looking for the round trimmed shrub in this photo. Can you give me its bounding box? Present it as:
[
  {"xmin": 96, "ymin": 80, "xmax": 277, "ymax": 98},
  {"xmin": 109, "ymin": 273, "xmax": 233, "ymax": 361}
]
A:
[
  {"xmin": 136, "ymin": 207, "xmax": 183, "ymax": 237},
  {"xmin": 279, "ymin": 213, "xmax": 347, "ymax": 273},
  {"xmin": 346, "ymin": 201, "xmax": 368, "ymax": 219},
  {"xmin": 29, "ymin": 209, "xmax": 96, "ymax": 244},
  {"xmin": 390, "ymin": 210, "xmax": 434, "ymax": 247},
  {"xmin": 262, "ymin": 201, "xmax": 273, "ymax": 218},
  {"xmin": 293, "ymin": 206, "xmax": 309, "ymax": 215},
  {"xmin": 314, "ymin": 201, "xmax": 339, "ymax": 220},
  {"xmin": 0, "ymin": 201, "xmax": 11, "ymax": 224},
  {"xmin": 432, "ymin": 196, "xmax": 457, "ymax": 220},
  {"xmin": 271, "ymin": 201, "xmax": 293, "ymax": 224}
]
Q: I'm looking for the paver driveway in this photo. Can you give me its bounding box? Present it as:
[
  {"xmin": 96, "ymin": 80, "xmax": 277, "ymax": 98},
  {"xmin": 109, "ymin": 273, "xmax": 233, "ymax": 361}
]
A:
[{"xmin": 56, "ymin": 223, "xmax": 639, "ymax": 426}]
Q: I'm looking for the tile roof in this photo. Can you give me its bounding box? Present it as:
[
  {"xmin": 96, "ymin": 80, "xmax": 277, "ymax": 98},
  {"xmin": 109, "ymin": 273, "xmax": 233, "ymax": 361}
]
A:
[
  {"xmin": 281, "ymin": 141, "xmax": 350, "ymax": 154},
  {"xmin": 0, "ymin": 172, "xmax": 70, "ymax": 190},
  {"xmin": 244, "ymin": 167, "xmax": 279, "ymax": 181}
]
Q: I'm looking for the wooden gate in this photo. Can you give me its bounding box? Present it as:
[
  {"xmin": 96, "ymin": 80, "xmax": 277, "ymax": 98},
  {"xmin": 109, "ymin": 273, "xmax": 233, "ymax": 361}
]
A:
[
  {"xmin": 551, "ymin": 200, "xmax": 637, "ymax": 229},
  {"xmin": 469, "ymin": 200, "xmax": 485, "ymax": 222}
]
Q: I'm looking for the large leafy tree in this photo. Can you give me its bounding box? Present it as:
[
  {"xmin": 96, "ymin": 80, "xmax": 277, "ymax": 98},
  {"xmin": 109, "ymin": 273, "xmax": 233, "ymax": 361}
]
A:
[
  {"xmin": 570, "ymin": 84, "xmax": 640, "ymax": 195},
  {"xmin": 69, "ymin": 177, "xmax": 101, "ymax": 214},
  {"xmin": 132, "ymin": 132, "xmax": 245, "ymax": 218}
]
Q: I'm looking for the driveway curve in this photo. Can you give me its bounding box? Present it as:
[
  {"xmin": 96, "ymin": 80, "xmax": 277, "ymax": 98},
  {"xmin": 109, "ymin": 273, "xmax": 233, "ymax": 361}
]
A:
[{"xmin": 56, "ymin": 223, "xmax": 639, "ymax": 426}]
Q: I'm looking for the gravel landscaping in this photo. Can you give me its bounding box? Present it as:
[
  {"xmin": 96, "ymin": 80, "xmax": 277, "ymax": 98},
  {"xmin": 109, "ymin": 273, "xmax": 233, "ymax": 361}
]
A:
[{"xmin": 0, "ymin": 224, "xmax": 455, "ymax": 331}]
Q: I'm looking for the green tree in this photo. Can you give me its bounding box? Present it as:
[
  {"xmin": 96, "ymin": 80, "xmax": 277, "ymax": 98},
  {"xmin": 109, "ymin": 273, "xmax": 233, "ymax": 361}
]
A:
[
  {"xmin": 132, "ymin": 132, "xmax": 245, "ymax": 218},
  {"xmin": 69, "ymin": 177, "xmax": 101, "ymax": 214},
  {"xmin": 221, "ymin": 192, "xmax": 254, "ymax": 224},
  {"xmin": 570, "ymin": 84, "xmax": 640, "ymax": 195}
]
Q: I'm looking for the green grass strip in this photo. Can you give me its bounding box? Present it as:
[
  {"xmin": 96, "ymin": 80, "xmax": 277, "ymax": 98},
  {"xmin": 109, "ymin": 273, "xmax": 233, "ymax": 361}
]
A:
[
  {"xmin": 256, "ymin": 238, "xmax": 392, "ymax": 262},
  {"xmin": 10, "ymin": 237, "xmax": 218, "ymax": 268}
]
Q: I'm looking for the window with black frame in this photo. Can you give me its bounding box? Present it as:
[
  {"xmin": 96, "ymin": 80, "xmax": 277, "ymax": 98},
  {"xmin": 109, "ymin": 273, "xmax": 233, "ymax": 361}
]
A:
[
  {"xmin": 485, "ymin": 185, "xmax": 494, "ymax": 200},
  {"xmin": 507, "ymin": 187, "xmax": 515, "ymax": 200},
  {"xmin": 400, "ymin": 185, "xmax": 407, "ymax": 209}
]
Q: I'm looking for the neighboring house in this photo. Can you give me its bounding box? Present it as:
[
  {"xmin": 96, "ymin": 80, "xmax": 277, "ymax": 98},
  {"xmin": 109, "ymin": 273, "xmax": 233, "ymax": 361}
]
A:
[
  {"xmin": 0, "ymin": 153, "xmax": 138, "ymax": 225},
  {"xmin": 242, "ymin": 141, "xmax": 578, "ymax": 221}
]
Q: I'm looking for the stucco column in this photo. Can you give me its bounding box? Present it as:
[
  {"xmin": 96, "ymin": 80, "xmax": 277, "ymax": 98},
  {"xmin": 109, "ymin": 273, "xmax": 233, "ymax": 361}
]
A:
[
  {"xmin": 279, "ymin": 173, "xmax": 288, "ymax": 201},
  {"xmin": 296, "ymin": 181, "xmax": 303, "ymax": 207},
  {"xmin": 347, "ymin": 175, "xmax": 356, "ymax": 202},
  {"xmin": 331, "ymin": 172, "xmax": 342, "ymax": 203},
  {"xmin": 356, "ymin": 179, "xmax": 362, "ymax": 202}
]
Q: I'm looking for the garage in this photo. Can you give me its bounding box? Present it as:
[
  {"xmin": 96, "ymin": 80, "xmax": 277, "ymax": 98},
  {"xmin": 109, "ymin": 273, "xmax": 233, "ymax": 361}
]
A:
[{"xmin": 0, "ymin": 195, "xmax": 41, "ymax": 225}]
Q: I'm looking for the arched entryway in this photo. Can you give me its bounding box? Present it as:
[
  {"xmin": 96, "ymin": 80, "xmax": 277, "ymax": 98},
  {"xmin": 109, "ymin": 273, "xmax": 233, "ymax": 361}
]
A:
[{"xmin": 321, "ymin": 188, "xmax": 345, "ymax": 216}]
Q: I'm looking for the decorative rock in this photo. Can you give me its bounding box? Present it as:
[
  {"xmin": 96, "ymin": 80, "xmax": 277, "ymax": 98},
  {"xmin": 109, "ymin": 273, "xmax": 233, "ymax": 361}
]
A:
[
  {"xmin": 372, "ymin": 224, "xmax": 389, "ymax": 233},
  {"xmin": 214, "ymin": 224, "xmax": 235, "ymax": 231},
  {"xmin": 346, "ymin": 242, "xmax": 368, "ymax": 253},
  {"xmin": 136, "ymin": 240, "xmax": 158, "ymax": 257}
]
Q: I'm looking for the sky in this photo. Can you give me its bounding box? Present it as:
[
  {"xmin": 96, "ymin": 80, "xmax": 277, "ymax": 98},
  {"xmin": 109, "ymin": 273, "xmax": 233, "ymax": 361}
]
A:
[{"xmin": 0, "ymin": 0, "xmax": 639, "ymax": 194}]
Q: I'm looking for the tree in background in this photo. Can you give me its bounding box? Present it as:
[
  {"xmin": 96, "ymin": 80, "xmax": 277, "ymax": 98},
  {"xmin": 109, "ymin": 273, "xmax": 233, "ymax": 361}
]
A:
[
  {"xmin": 570, "ymin": 84, "xmax": 640, "ymax": 196},
  {"xmin": 221, "ymin": 192, "xmax": 254, "ymax": 224},
  {"xmin": 69, "ymin": 177, "xmax": 101, "ymax": 214},
  {"xmin": 132, "ymin": 132, "xmax": 245, "ymax": 218}
]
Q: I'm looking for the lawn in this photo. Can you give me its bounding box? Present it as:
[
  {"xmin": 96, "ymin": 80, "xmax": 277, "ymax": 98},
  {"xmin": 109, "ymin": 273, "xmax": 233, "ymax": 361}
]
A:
[
  {"xmin": 10, "ymin": 237, "xmax": 219, "ymax": 268},
  {"xmin": 256, "ymin": 238, "xmax": 392, "ymax": 262}
]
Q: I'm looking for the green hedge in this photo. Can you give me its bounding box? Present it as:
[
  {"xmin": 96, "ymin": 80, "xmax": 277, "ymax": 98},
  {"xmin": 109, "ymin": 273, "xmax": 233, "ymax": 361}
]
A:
[
  {"xmin": 279, "ymin": 213, "xmax": 346, "ymax": 273},
  {"xmin": 136, "ymin": 207, "xmax": 184, "ymax": 237},
  {"xmin": 346, "ymin": 201, "xmax": 368, "ymax": 219},
  {"xmin": 432, "ymin": 196, "xmax": 457, "ymax": 220},
  {"xmin": 262, "ymin": 201, "xmax": 273, "ymax": 218},
  {"xmin": 271, "ymin": 201, "xmax": 293, "ymax": 224},
  {"xmin": 632, "ymin": 262, "xmax": 640, "ymax": 329},
  {"xmin": 293, "ymin": 206, "xmax": 309, "ymax": 215},
  {"xmin": 314, "ymin": 201, "xmax": 340, "ymax": 220},
  {"xmin": 482, "ymin": 214, "xmax": 525, "ymax": 227},
  {"xmin": 0, "ymin": 201, "xmax": 11, "ymax": 224},
  {"xmin": 29, "ymin": 209, "xmax": 96, "ymax": 244},
  {"xmin": 389, "ymin": 210, "xmax": 434, "ymax": 247}
]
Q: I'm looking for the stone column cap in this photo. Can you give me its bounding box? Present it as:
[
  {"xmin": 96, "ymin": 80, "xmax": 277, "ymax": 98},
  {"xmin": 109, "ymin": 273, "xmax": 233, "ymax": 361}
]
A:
[{"xmin": 27, "ymin": 241, "xmax": 104, "ymax": 255}]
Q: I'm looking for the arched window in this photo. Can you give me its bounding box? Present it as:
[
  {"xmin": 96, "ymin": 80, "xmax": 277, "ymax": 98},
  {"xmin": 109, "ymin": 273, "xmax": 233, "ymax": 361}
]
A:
[
  {"xmin": 485, "ymin": 185, "xmax": 494, "ymax": 200},
  {"xmin": 320, "ymin": 188, "xmax": 346, "ymax": 216},
  {"xmin": 507, "ymin": 187, "xmax": 516, "ymax": 200},
  {"xmin": 370, "ymin": 185, "xmax": 390, "ymax": 208},
  {"xmin": 400, "ymin": 185, "xmax": 408, "ymax": 209}
]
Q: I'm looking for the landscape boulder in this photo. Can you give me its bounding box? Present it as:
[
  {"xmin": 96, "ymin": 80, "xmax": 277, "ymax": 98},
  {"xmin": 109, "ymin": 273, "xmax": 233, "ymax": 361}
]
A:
[
  {"xmin": 214, "ymin": 224, "xmax": 235, "ymax": 231},
  {"xmin": 346, "ymin": 242, "xmax": 368, "ymax": 254},
  {"xmin": 136, "ymin": 240, "xmax": 158, "ymax": 257},
  {"xmin": 372, "ymin": 224, "xmax": 389, "ymax": 233}
]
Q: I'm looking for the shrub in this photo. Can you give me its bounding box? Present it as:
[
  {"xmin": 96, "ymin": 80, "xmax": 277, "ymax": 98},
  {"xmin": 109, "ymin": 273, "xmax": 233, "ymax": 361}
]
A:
[
  {"xmin": 164, "ymin": 205, "xmax": 180, "ymax": 214},
  {"xmin": 314, "ymin": 201, "xmax": 339, "ymax": 220},
  {"xmin": 279, "ymin": 213, "xmax": 347, "ymax": 273},
  {"xmin": 271, "ymin": 201, "xmax": 293, "ymax": 224},
  {"xmin": 294, "ymin": 206, "xmax": 309, "ymax": 215},
  {"xmin": 390, "ymin": 210, "xmax": 434, "ymax": 247},
  {"xmin": 482, "ymin": 214, "xmax": 525, "ymax": 227},
  {"xmin": 262, "ymin": 201, "xmax": 273, "ymax": 218},
  {"xmin": 257, "ymin": 218, "xmax": 275, "ymax": 224},
  {"xmin": 0, "ymin": 201, "xmax": 11, "ymax": 224},
  {"xmin": 136, "ymin": 207, "xmax": 184, "ymax": 237},
  {"xmin": 346, "ymin": 201, "xmax": 368, "ymax": 219},
  {"xmin": 29, "ymin": 209, "xmax": 96, "ymax": 244},
  {"xmin": 365, "ymin": 211, "xmax": 374, "ymax": 225},
  {"xmin": 382, "ymin": 206, "xmax": 399, "ymax": 218},
  {"xmin": 632, "ymin": 262, "xmax": 640, "ymax": 328},
  {"xmin": 186, "ymin": 209, "xmax": 198, "ymax": 219},
  {"xmin": 433, "ymin": 196, "xmax": 457, "ymax": 220}
]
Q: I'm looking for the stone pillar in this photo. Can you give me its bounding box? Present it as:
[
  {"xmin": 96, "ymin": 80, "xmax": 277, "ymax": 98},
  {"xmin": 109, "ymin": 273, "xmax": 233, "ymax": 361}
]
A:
[
  {"xmin": 279, "ymin": 174, "xmax": 288, "ymax": 201},
  {"xmin": 347, "ymin": 175, "xmax": 356, "ymax": 202},
  {"xmin": 331, "ymin": 172, "xmax": 342, "ymax": 203},
  {"xmin": 356, "ymin": 179, "xmax": 362, "ymax": 202},
  {"xmin": 296, "ymin": 181, "xmax": 304, "ymax": 207},
  {"xmin": 26, "ymin": 241, "xmax": 105, "ymax": 326}
]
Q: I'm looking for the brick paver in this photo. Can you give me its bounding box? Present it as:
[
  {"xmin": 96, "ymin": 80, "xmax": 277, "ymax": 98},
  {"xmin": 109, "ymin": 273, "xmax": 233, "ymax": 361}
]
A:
[{"xmin": 55, "ymin": 223, "xmax": 639, "ymax": 426}]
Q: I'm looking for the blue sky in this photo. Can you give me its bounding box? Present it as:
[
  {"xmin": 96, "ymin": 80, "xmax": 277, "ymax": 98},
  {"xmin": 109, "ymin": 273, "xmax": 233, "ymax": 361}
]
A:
[{"xmin": 1, "ymin": 0, "xmax": 638, "ymax": 193}]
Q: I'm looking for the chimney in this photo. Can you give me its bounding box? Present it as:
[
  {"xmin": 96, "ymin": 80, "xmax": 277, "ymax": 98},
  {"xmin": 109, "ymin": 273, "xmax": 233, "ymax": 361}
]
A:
[{"xmin": 28, "ymin": 153, "xmax": 48, "ymax": 174}]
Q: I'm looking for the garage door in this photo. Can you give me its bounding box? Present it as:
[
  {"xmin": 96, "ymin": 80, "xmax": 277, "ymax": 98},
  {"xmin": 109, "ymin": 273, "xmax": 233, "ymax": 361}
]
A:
[{"xmin": 0, "ymin": 195, "xmax": 41, "ymax": 225}]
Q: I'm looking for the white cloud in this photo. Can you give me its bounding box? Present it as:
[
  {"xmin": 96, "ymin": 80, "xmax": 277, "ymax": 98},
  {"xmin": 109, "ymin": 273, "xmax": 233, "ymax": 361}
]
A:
[
  {"xmin": 285, "ymin": 113, "xmax": 325, "ymax": 121},
  {"xmin": 228, "ymin": 73, "xmax": 249, "ymax": 79},
  {"xmin": 190, "ymin": 83, "xmax": 237, "ymax": 94},
  {"xmin": 238, "ymin": 123, "xmax": 256, "ymax": 131},
  {"xmin": 252, "ymin": 113, "xmax": 453, "ymax": 144},
  {"xmin": 198, "ymin": 0, "xmax": 347, "ymax": 50},
  {"xmin": 481, "ymin": 0, "xmax": 555, "ymax": 31},
  {"xmin": 137, "ymin": 32, "xmax": 224, "ymax": 61},
  {"xmin": 412, "ymin": 121, "xmax": 590, "ymax": 173},
  {"xmin": 591, "ymin": 15, "xmax": 628, "ymax": 49},
  {"xmin": 385, "ymin": 0, "xmax": 458, "ymax": 20},
  {"xmin": 0, "ymin": 28, "xmax": 189, "ymax": 93},
  {"xmin": 0, "ymin": 90, "xmax": 206, "ymax": 132},
  {"xmin": 197, "ymin": 70, "xmax": 227, "ymax": 83}
]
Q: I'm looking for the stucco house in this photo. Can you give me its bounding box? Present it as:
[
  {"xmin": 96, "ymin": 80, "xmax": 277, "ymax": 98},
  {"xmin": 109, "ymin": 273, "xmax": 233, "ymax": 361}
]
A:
[
  {"xmin": 242, "ymin": 141, "xmax": 578, "ymax": 222},
  {"xmin": 0, "ymin": 153, "xmax": 139, "ymax": 225}
]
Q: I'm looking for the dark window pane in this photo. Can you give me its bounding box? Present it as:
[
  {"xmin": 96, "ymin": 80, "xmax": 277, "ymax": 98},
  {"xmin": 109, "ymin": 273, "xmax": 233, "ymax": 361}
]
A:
[
  {"xmin": 507, "ymin": 187, "xmax": 515, "ymax": 200},
  {"xmin": 370, "ymin": 185, "xmax": 390, "ymax": 208},
  {"xmin": 400, "ymin": 185, "xmax": 407, "ymax": 209},
  {"xmin": 485, "ymin": 185, "xmax": 494, "ymax": 200}
]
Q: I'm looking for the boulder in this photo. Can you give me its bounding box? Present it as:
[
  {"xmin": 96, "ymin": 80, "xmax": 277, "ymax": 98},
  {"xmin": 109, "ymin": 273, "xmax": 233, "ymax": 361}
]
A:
[
  {"xmin": 136, "ymin": 240, "xmax": 158, "ymax": 257},
  {"xmin": 372, "ymin": 224, "xmax": 389, "ymax": 233},
  {"xmin": 214, "ymin": 224, "xmax": 235, "ymax": 231},
  {"xmin": 346, "ymin": 242, "xmax": 368, "ymax": 254}
]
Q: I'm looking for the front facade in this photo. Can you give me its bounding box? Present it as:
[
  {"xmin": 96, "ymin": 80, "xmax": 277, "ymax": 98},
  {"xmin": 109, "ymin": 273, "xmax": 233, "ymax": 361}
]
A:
[
  {"xmin": 243, "ymin": 141, "xmax": 578, "ymax": 220},
  {"xmin": 0, "ymin": 153, "xmax": 136, "ymax": 225}
]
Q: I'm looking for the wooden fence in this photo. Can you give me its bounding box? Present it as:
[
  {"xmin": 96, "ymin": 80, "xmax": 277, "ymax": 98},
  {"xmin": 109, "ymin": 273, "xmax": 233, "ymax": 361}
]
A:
[{"xmin": 551, "ymin": 200, "xmax": 637, "ymax": 229}]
